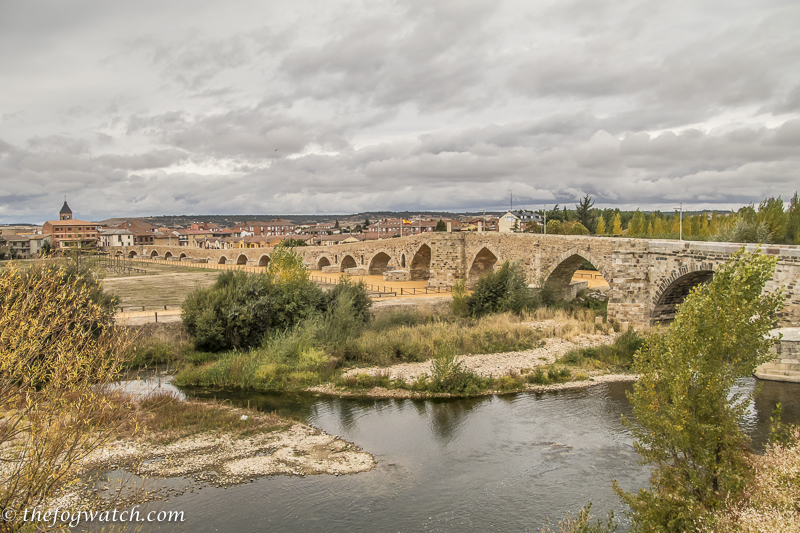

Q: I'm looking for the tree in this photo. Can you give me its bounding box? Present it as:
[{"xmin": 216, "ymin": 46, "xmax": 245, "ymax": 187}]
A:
[
  {"xmin": 0, "ymin": 263, "xmax": 134, "ymax": 520},
  {"xmin": 575, "ymin": 194, "xmax": 595, "ymax": 230},
  {"xmin": 614, "ymin": 248, "xmax": 784, "ymax": 531},
  {"xmin": 546, "ymin": 219, "xmax": 565, "ymax": 235},
  {"xmin": 611, "ymin": 213, "xmax": 623, "ymax": 235},
  {"xmin": 567, "ymin": 222, "xmax": 589, "ymax": 235},
  {"xmin": 333, "ymin": 219, "xmax": 340, "ymax": 230},
  {"xmin": 435, "ymin": 219, "xmax": 447, "ymax": 231},
  {"xmin": 364, "ymin": 218, "xmax": 371, "ymax": 227},
  {"xmin": 595, "ymin": 216, "xmax": 606, "ymax": 235},
  {"xmin": 787, "ymin": 192, "xmax": 800, "ymax": 245},
  {"xmin": 525, "ymin": 221, "xmax": 541, "ymax": 233},
  {"xmin": 628, "ymin": 210, "xmax": 646, "ymax": 236}
]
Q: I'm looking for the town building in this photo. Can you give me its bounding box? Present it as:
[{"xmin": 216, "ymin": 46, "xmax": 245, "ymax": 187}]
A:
[
  {"xmin": 99, "ymin": 228, "xmax": 135, "ymax": 248},
  {"xmin": 42, "ymin": 200, "xmax": 99, "ymax": 250}
]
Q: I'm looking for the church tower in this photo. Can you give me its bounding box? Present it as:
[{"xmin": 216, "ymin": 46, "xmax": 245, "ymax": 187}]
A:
[{"xmin": 59, "ymin": 198, "xmax": 72, "ymax": 220}]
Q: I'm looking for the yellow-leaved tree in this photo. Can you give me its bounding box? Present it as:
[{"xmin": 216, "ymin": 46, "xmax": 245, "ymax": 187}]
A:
[{"xmin": 0, "ymin": 263, "xmax": 134, "ymax": 530}]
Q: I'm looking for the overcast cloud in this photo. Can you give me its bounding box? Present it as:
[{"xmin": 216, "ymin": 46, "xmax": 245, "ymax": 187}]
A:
[{"xmin": 1, "ymin": 0, "xmax": 799, "ymax": 223}]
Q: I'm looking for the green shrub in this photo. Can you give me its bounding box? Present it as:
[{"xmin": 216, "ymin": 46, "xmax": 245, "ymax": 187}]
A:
[
  {"xmin": 181, "ymin": 270, "xmax": 327, "ymax": 352},
  {"xmin": 466, "ymin": 261, "xmax": 537, "ymax": 317},
  {"xmin": 325, "ymin": 276, "xmax": 372, "ymax": 324}
]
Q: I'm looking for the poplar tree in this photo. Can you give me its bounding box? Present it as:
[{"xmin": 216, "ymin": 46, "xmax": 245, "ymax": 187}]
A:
[
  {"xmin": 611, "ymin": 213, "xmax": 623, "ymax": 235},
  {"xmin": 614, "ymin": 249, "xmax": 783, "ymax": 531},
  {"xmin": 595, "ymin": 216, "xmax": 606, "ymax": 235}
]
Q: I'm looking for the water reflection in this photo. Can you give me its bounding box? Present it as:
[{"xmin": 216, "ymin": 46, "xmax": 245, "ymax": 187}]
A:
[{"xmin": 156, "ymin": 379, "xmax": 800, "ymax": 533}]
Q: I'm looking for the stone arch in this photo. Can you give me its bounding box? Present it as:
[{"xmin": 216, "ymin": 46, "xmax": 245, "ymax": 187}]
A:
[
  {"xmin": 650, "ymin": 264, "xmax": 715, "ymax": 325},
  {"xmin": 410, "ymin": 244, "xmax": 431, "ymax": 280},
  {"xmin": 236, "ymin": 254, "xmax": 249, "ymax": 265},
  {"xmin": 114, "ymin": 251, "xmax": 123, "ymax": 257},
  {"xmin": 218, "ymin": 256, "xmax": 228, "ymax": 264},
  {"xmin": 340, "ymin": 255, "xmax": 357, "ymax": 271},
  {"xmin": 467, "ymin": 247, "xmax": 499, "ymax": 287},
  {"xmin": 317, "ymin": 256, "xmax": 332, "ymax": 269},
  {"xmin": 258, "ymin": 255, "xmax": 270, "ymax": 267},
  {"xmin": 179, "ymin": 252, "xmax": 187, "ymax": 260},
  {"xmin": 368, "ymin": 252, "xmax": 393, "ymax": 275},
  {"xmin": 128, "ymin": 251, "xmax": 137, "ymax": 259},
  {"xmin": 150, "ymin": 250, "xmax": 158, "ymax": 259},
  {"xmin": 543, "ymin": 249, "xmax": 610, "ymax": 299},
  {"xmin": 164, "ymin": 251, "xmax": 173, "ymax": 259}
]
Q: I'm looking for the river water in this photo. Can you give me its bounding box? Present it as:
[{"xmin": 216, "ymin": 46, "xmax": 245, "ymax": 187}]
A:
[{"xmin": 128, "ymin": 378, "xmax": 800, "ymax": 532}]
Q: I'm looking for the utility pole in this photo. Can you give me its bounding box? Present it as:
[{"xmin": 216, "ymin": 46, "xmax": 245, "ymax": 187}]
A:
[
  {"xmin": 482, "ymin": 208, "xmax": 486, "ymax": 232},
  {"xmin": 543, "ymin": 205, "xmax": 547, "ymax": 235},
  {"xmin": 508, "ymin": 189, "xmax": 513, "ymax": 211}
]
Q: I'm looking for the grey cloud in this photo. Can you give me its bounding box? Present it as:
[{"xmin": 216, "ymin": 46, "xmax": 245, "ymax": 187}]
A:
[{"xmin": 96, "ymin": 149, "xmax": 189, "ymax": 170}]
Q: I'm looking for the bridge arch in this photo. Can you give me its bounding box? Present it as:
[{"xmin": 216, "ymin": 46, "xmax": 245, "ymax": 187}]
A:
[
  {"xmin": 236, "ymin": 254, "xmax": 249, "ymax": 265},
  {"xmin": 543, "ymin": 249, "xmax": 610, "ymax": 299},
  {"xmin": 340, "ymin": 255, "xmax": 357, "ymax": 271},
  {"xmin": 651, "ymin": 264, "xmax": 715, "ymax": 325},
  {"xmin": 218, "ymin": 256, "xmax": 228, "ymax": 265},
  {"xmin": 467, "ymin": 247, "xmax": 500, "ymax": 286},
  {"xmin": 368, "ymin": 251, "xmax": 393, "ymax": 275},
  {"xmin": 410, "ymin": 244, "xmax": 431, "ymax": 280},
  {"xmin": 179, "ymin": 252, "xmax": 187, "ymax": 260},
  {"xmin": 150, "ymin": 250, "xmax": 158, "ymax": 259},
  {"xmin": 317, "ymin": 256, "xmax": 332, "ymax": 269},
  {"xmin": 128, "ymin": 250, "xmax": 137, "ymax": 259},
  {"xmin": 258, "ymin": 254, "xmax": 270, "ymax": 267},
  {"xmin": 164, "ymin": 251, "xmax": 173, "ymax": 260}
]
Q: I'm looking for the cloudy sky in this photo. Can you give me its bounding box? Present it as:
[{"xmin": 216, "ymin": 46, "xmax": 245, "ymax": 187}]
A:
[{"xmin": 2, "ymin": 0, "xmax": 799, "ymax": 224}]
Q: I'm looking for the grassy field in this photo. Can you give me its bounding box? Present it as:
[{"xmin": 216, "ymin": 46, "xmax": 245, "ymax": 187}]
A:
[{"xmin": 103, "ymin": 271, "xmax": 221, "ymax": 309}]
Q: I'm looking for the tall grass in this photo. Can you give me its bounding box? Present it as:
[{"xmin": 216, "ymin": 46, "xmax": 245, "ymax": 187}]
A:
[{"xmin": 176, "ymin": 305, "xmax": 604, "ymax": 392}]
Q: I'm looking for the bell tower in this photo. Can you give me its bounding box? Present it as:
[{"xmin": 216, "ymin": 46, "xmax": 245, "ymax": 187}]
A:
[{"xmin": 59, "ymin": 198, "xmax": 73, "ymax": 220}]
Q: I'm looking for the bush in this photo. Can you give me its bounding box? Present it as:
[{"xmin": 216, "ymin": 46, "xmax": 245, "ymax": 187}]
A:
[
  {"xmin": 466, "ymin": 261, "xmax": 536, "ymax": 317},
  {"xmin": 181, "ymin": 270, "xmax": 327, "ymax": 352},
  {"xmin": 325, "ymin": 276, "xmax": 372, "ymax": 324}
]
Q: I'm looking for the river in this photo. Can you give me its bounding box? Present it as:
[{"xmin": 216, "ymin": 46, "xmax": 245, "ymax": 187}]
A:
[{"xmin": 112, "ymin": 377, "xmax": 800, "ymax": 532}]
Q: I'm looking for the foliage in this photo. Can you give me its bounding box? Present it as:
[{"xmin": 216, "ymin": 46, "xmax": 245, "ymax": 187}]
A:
[
  {"xmin": 0, "ymin": 264, "xmax": 134, "ymax": 523},
  {"xmin": 575, "ymin": 194, "xmax": 595, "ymax": 231},
  {"xmin": 465, "ymin": 261, "xmax": 537, "ymax": 317},
  {"xmin": 546, "ymin": 219, "xmax": 566, "ymax": 234},
  {"xmin": 282, "ymin": 238, "xmax": 308, "ymax": 247},
  {"xmin": 325, "ymin": 276, "xmax": 372, "ymax": 324},
  {"xmin": 428, "ymin": 345, "xmax": 489, "ymax": 394},
  {"xmin": 181, "ymin": 270, "xmax": 326, "ymax": 351},
  {"xmin": 450, "ymin": 279, "xmax": 469, "ymax": 317},
  {"xmin": 614, "ymin": 248, "xmax": 783, "ymax": 532},
  {"xmin": 611, "ymin": 213, "xmax": 623, "ymax": 235},
  {"xmin": 711, "ymin": 424, "xmax": 800, "ymax": 532},
  {"xmin": 435, "ymin": 219, "xmax": 447, "ymax": 231},
  {"xmin": 559, "ymin": 329, "xmax": 644, "ymax": 369},
  {"xmin": 568, "ymin": 222, "xmax": 590, "ymax": 235},
  {"xmin": 542, "ymin": 502, "xmax": 618, "ymax": 533},
  {"xmin": 267, "ymin": 242, "xmax": 310, "ymax": 282},
  {"xmin": 595, "ymin": 216, "xmax": 606, "ymax": 235}
]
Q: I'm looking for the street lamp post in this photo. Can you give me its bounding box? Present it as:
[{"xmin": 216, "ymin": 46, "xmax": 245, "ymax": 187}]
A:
[{"xmin": 674, "ymin": 202, "xmax": 683, "ymax": 241}]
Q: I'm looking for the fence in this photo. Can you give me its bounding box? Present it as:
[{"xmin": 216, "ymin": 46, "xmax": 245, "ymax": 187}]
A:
[
  {"xmin": 114, "ymin": 256, "xmax": 452, "ymax": 298},
  {"xmin": 309, "ymin": 274, "xmax": 451, "ymax": 296}
]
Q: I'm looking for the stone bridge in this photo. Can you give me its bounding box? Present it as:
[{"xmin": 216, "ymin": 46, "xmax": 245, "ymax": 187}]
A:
[{"xmin": 120, "ymin": 233, "xmax": 800, "ymax": 328}]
